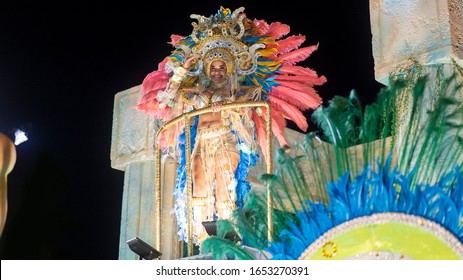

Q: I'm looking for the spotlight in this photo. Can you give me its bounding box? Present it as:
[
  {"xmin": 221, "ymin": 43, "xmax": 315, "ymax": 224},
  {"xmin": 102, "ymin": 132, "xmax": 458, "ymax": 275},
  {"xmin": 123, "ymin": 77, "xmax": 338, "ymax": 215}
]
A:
[
  {"xmin": 202, "ymin": 221, "xmax": 217, "ymax": 236},
  {"xmin": 202, "ymin": 221, "xmax": 241, "ymax": 242},
  {"xmin": 14, "ymin": 129, "xmax": 28, "ymax": 146},
  {"xmin": 127, "ymin": 237, "xmax": 162, "ymax": 260}
]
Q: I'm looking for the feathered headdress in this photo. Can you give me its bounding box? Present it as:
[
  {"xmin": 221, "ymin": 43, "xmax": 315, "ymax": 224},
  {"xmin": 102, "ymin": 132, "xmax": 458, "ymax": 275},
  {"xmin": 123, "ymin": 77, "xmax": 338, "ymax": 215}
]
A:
[{"xmin": 136, "ymin": 7, "xmax": 326, "ymax": 158}]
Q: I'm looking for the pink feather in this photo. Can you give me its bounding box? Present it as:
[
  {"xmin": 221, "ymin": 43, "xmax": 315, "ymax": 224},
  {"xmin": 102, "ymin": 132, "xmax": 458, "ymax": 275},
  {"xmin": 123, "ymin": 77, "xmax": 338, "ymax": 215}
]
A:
[
  {"xmin": 137, "ymin": 57, "xmax": 172, "ymax": 118},
  {"xmin": 170, "ymin": 34, "xmax": 185, "ymax": 45},
  {"xmin": 269, "ymin": 87, "xmax": 314, "ymax": 110},
  {"xmin": 157, "ymin": 122, "xmax": 184, "ymax": 150},
  {"xmin": 275, "ymin": 74, "xmax": 327, "ymax": 86},
  {"xmin": 265, "ymin": 22, "xmax": 290, "ymax": 39},
  {"xmin": 252, "ymin": 19, "xmax": 270, "ymax": 35},
  {"xmin": 252, "ymin": 110, "xmax": 269, "ymax": 164},
  {"xmin": 271, "ymin": 109, "xmax": 289, "ymax": 147},
  {"xmin": 277, "ymin": 45, "xmax": 319, "ymax": 65},
  {"xmin": 270, "ymin": 85, "xmax": 322, "ymax": 110},
  {"xmin": 141, "ymin": 75, "xmax": 169, "ymax": 97},
  {"xmin": 269, "ymin": 95, "xmax": 308, "ymax": 132},
  {"xmin": 135, "ymin": 101, "xmax": 168, "ymax": 119},
  {"xmin": 279, "ymin": 65, "xmax": 319, "ymax": 77},
  {"xmin": 254, "ymin": 107, "xmax": 288, "ymax": 151},
  {"xmin": 141, "ymin": 58, "xmax": 169, "ymax": 94},
  {"xmin": 276, "ymin": 80, "xmax": 325, "ymax": 100},
  {"xmin": 267, "ymin": 35, "xmax": 306, "ymax": 55},
  {"xmin": 138, "ymin": 90, "xmax": 161, "ymax": 104}
]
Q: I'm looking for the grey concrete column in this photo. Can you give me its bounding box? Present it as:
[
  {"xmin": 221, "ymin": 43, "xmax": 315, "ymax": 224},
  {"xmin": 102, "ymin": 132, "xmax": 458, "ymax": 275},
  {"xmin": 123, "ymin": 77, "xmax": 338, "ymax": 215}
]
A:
[{"xmin": 369, "ymin": 0, "xmax": 463, "ymax": 184}]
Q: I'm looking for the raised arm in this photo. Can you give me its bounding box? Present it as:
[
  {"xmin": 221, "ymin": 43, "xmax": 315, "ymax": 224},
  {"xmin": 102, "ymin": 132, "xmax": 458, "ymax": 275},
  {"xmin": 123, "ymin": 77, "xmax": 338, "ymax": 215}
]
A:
[{"xmin": 156, "ymin": 54, "xmax": 200, "ymax": 108}]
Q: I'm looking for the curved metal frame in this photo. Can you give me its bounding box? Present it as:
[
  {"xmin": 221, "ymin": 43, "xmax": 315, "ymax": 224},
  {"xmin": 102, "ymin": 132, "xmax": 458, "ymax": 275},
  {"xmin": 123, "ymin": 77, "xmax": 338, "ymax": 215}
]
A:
[{"xmin": 154, "ymin": 101, "xmax": 273, "ymax": 256}]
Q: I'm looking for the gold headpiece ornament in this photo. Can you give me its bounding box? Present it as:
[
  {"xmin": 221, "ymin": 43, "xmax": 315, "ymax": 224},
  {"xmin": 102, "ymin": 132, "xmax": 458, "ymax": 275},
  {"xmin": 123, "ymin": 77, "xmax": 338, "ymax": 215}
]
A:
[
  {"xmin": 202, "ymin": 47, "xmax": 235, "ymax": 76},
  {"xmin": 181, "ymin": 7, "xmax": 265, "ymax": 78}
]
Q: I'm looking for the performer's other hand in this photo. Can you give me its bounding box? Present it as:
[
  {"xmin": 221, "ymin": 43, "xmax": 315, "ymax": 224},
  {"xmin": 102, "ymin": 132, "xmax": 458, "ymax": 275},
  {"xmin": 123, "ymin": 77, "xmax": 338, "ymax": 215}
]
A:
[{"xmin": 184, "ymin": 54, "xmax": 200, "ymax": 69}]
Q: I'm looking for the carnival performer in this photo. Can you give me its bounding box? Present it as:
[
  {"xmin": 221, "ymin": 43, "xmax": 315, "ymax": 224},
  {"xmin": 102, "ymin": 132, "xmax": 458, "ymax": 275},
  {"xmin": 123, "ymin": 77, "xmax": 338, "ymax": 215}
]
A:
[
  {"xmin": 137, "ymin": 7, "xmax": 326, "ymax": 247},
  {"xmin": 177, "ymin": 52, "xmax": 261, "ymax": 244}
]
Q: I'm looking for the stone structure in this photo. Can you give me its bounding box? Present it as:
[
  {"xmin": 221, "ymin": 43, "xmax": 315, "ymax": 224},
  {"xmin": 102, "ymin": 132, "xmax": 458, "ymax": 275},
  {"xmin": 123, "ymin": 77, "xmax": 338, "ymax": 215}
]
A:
[
  {"xmin": 111, "ymin": 85, "xmax": 185, "ymax": 260},
  {"xmin": 370, "ymin": 0, "xmax": 462, "ymax": 84},
  {"xmin": 369, "ymin": 0, "xmax": 463, "ymax": 183}
]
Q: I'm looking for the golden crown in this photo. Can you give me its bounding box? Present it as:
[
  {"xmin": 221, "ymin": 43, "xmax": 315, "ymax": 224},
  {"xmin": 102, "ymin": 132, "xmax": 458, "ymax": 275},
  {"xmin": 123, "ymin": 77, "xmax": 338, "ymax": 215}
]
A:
[
  {"xmin": 184, "ymin": 7, "xmax": 264, "ymax": 77},
  {"xmin": 190, "ymin": 7, "xmax": 245, "ymax": 43}
]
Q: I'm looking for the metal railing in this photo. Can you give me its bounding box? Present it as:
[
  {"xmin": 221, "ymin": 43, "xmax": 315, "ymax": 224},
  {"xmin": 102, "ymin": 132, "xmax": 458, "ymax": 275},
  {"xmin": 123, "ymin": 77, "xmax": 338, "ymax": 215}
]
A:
[{"xmin": 154, "ymin": 101, "xmax": 273, "ymax": 257}]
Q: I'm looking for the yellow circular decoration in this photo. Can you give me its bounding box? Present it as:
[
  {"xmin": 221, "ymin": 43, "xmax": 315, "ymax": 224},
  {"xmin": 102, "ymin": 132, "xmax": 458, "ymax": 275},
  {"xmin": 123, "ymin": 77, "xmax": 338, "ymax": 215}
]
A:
[
  {"xmin": 299, "ymin": 213, "xmax": 463, "ymax": 260},
  {"xmin": 321, "ymin": 241, "xmax": 337, "ymax": 258}
]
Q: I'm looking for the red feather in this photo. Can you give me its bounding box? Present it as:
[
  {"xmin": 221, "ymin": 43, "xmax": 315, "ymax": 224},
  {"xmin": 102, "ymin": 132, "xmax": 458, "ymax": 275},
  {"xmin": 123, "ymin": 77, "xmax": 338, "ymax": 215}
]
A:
[
  {"xmin": 277, "ymin": 45, "xmax": 319, "ymax": 65},
  {"xmin": 265, "ymin": 22, "xmax": 290, "ymax": 39},
  {"xmin": 270, "ymin": 96, "xmax": 308, "ymax": 132}
]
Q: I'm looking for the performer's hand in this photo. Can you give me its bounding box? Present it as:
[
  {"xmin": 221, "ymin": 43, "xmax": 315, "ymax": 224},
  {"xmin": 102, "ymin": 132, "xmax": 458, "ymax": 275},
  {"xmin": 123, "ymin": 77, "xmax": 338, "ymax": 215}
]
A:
[
  {"xmin": 211, "ymin": 102, "xmax": 222, "ymax": 113},
  {"xmin": 183, "ymin": 54, "xmax": 200, "ymax": 69}
]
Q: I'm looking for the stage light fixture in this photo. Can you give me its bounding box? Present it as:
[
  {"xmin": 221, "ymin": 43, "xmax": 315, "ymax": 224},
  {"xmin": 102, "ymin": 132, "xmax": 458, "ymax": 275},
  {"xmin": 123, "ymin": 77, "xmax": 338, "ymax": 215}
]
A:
[
  {"xmin": 202, "ymin": 221, "xmax": 240, "ymax": 242},
  {"xmin": 202, "ymin": 221, "xmax": 217, "ymax": 236},
  {"xmin": 126, "ymin": 237, "xmax": 162, "ymax": 260}
]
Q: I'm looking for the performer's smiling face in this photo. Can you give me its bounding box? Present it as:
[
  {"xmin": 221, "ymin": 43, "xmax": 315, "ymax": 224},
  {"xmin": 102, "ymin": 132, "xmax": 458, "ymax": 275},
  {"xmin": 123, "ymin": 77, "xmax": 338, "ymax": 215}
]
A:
[{"xmin": 209, "ymin": 60, "xmax": 227, "ymax": 84}]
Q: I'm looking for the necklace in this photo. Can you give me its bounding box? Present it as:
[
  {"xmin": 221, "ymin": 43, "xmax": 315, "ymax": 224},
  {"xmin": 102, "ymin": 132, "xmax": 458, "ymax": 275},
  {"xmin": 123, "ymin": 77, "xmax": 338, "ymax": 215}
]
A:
[{"xmin": 210, "ymin": 80, "xmax": 227, "ymax": 89}]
